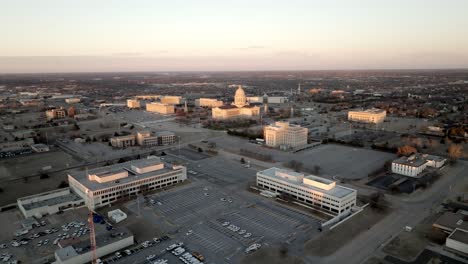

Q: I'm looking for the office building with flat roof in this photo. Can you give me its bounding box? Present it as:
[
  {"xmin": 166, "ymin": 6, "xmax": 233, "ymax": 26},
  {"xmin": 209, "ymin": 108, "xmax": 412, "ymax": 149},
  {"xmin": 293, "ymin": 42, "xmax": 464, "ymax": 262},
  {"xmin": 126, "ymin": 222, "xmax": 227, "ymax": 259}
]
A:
[
  {"xmin": 264, "ymin": 121, "xmax": 308, "ymax": 149},
  {"xmin": 146, "ymin": 102, "xmax": 174, "ymax": 114},
  {"xmin": 68, "ymin": 158, "xmax": 187, "ymax": 209},
  {"xmin": 127, "ymin": 99, "xmax": 140, "ymax": 109},
  {"xmin": 161, "ymin": 96, "xmax": 184, "ymax": 105},
  {"xmin": 46, "ymin": 108, "xmax": 67, "ymax": 120},
  {"xmin": 392, "ymin": 153, "xmax": 446, "ymax": 177},
  {"xmin": 348, "ymin": 108, "xmax": 386, "ymax": 124},
  {"xmin": 197, "ymin": 98, "xmax": 224, "ymax": 108},
  {"xmin": 257, "ymin": 167, "xmax": 356, "ymax": 216},
  {"xmin": 110, "ymin": 135, "xmax": 136, "ymax": 148},
  {"xmin": 136, "ymin": 131, "xmax": 159, "ymax": 147}
]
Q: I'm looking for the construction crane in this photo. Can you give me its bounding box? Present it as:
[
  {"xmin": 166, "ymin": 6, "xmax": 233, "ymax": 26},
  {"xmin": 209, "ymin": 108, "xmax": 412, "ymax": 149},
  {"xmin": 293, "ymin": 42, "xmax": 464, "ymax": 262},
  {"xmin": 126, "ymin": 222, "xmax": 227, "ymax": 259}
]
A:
[{"xmin": 86, "ymin": 187, "xmax": 97, "ymax": 264}]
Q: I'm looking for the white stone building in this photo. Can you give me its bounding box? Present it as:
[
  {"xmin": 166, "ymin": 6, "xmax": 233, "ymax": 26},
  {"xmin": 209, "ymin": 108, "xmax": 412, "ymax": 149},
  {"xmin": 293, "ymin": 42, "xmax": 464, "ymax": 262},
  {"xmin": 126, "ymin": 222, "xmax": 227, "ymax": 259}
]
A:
[
  {"xmin": 127, "ymin": 99, "xmax": 140, "ymax": 109},
  {"xmin": 17, "ymin": 188, "xmax": 85, "ymax": 218},
  {"xmin": 391, "ymin": 153, "xmax": 446, "ymax": 177},
  {"xmin": 68, "ymin": 158, "xmax": 187, "ymax": 210},
  {"xmin": 136, "ymin": 131, "xmax": 159, "ymax": 147},
  {"xmin": 212, "ymin": 86, "xmax": 260, "ymax": 119},
  {"xmin": 160, "ymin": 96, "xmax": 184, "ymax": 105},
  {"xmin": 146, "ymin": 102, "xmax": 174, "ymax": 114},
  {"xmin": 197, "ymin": 98, "xmax": 224, "ymax": 108},
  {"xmin": 256, "ymin": 168, "xmax": 357, "ymax": 216},
  {"xmin": 348, "ymin": 108, "xmax": 386, "ymax": 124},
  {"xmin": 264, "ymin": 122, "xmax": 308, "ymax": 149}
]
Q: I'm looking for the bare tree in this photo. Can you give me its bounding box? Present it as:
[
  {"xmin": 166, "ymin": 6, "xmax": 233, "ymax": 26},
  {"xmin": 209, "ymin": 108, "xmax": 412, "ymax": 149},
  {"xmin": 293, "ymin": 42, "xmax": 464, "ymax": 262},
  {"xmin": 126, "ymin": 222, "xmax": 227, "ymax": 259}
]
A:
[
  {"xmin": 448, "ymin": 144, "xmax": 464, "ymax": 161},
  {"xmin": 397, "ymin": 145, "xmax": 417, "ymax": 156}
]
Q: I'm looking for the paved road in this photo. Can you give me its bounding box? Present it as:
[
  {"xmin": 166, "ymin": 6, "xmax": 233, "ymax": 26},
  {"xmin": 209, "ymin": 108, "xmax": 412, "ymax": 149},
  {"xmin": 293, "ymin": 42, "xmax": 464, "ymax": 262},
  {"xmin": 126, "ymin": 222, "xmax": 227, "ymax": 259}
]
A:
[{"xmin": 308, "ymin": 161, "xmax": 468, "ymax": 264}]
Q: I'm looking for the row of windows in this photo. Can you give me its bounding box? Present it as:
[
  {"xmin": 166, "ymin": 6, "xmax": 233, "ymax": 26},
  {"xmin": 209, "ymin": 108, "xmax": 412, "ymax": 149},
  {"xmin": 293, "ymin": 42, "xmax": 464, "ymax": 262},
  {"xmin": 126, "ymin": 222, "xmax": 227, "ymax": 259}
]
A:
[
  {"xmin": 92, "ymin": 171, "xmax": 182, "ymax": 196},
  {"xmin": 258, "ymin": 180, "xmax": 342, "ymax": 208},
  {"xmin": 100, "ymin": 179, "xmax": 179, "ymax": 205},
  {"xmin": 257, "ymin": 176, "xmax": 343, "ymax": 204},
  {"xmin": 259, "ymin": 183, "xmax": 354, "ymax": 213}
]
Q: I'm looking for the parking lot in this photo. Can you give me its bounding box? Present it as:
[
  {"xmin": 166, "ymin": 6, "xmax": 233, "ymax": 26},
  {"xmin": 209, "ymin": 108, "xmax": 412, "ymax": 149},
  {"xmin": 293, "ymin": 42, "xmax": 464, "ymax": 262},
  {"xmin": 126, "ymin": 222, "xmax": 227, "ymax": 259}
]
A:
[
  {"xmin": 123, "ymin": 176, "xmax": 321, "ymax": 264},
  {"xmin": 211, "ymin": 136, "xmax": 396, "ymax": 180},
  {"xmin": 0, "ymin": 208, "xmax": 90, "ymax": 264}
]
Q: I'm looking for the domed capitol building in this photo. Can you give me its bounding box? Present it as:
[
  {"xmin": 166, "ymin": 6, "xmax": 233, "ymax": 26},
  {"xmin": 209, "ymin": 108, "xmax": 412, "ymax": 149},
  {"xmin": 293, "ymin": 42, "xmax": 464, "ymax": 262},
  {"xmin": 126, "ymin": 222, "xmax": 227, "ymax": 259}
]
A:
[{"xmin": 212, "ymin": 85, "xmax": 260, "ymax": 119}]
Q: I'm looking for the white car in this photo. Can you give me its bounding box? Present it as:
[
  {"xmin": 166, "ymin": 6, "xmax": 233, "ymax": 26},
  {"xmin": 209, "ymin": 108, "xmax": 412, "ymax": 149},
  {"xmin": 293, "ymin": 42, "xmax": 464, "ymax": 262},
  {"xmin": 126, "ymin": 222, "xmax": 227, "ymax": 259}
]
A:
[
  {"xmin": 147, "ymin": 254, "xmax": 156, "ymax": 261},
  {"xmin": 239, "ymin": 230, "xmax": 246, "ymax": 235},
  {"xmin": 166, "ymin": 244, "xmax": 177, "ymax": 251},
  {"xmin": 222, "ymin": 221, "xmax": 230, "ymax": 226},
  {"xmin": 244, "ymin": 233, "xmax": 252, "ymax": 238},
  {"xmin": 11, "ymin": 242, "xmax": 20, "ymax": 247}
]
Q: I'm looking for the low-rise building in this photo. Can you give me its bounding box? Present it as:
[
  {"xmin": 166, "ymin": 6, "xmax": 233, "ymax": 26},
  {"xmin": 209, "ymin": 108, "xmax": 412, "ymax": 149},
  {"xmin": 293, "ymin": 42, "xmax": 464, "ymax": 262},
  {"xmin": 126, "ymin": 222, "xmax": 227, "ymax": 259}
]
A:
[
  {"xmin": 17, "ymin": 188, "xmax": 85, "ymax": 218},
  {"xmin": 161, "ymin": 96, "xmax": 184, "ymax": 105},
  {"xmin": 127, "ymin": 99, "xmax": 140, "ymax": 109},
  {"xmin": 197, "ymin": 98, "xmax": 224, "ymax": 108},
  {"xmin": 256, "ymin": 167, "xmax": 357, "ymax": 216},
  {"xmin": 264, "ymin": 121, "xmax": 308, "ymax": 149},
  {"xmin": 31, "ymin": 143, "xmax": 50, "ymax": 153},
  {"xmin": 391, "ymin": 153, "xmax": 446, "ymax": 177},
  {"xmin": 65, "ymin": 98, "xmax": 81, "ymax": 104},
  {"xmin": 247, "ymin": 96, "xmax": 288, "ymax": 104},
  {"xmin": 155, "ymin": 131, "xmax": 176, "ymax": 145},
  {"xmin": 110, "ymin": 135, "xmax": 136, "ymax": 148},
  {"xmin": 446, "ymin": 228, "xmax": 468, "ymax": 255},
  {"xmin": 136, "ymin": 131, "xmax": 158, "ymax": 147},
  {"xmin": 0, "ymin": 138, "xmax": 34, "ymax": 152},
  {"xmin": 348, "ymin": 108, "xmax": 386, "ymax": 124},
  {"xmin": 433, "ymin": 212, "xmax": 468, "ymax": 234},
  {"xmin": 46, "ymin": 108, "xmax": 67, "ymax": 120},
  {"xmin": 68, "ymin": 158, "xmax": 187, "ymax": 209},
  {"xmin": 108, "ymin": 209, "xmax": 127, "ymax": 224},
  {"xmin": 146, "ymin": 102, "xmax": 174, "ymax": 114},
  {"xmin": 54, "ymin": 228, "xmax": 134, "ymax": 264}
]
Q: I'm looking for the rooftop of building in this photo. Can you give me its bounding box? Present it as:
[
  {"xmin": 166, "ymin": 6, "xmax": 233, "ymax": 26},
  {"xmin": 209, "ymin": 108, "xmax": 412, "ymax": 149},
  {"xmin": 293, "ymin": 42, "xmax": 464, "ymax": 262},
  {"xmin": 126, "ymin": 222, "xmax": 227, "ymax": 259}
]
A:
[
  {"xmin": 393, "ymin": 153, "xmax": 446, "ymax": 167},
  {"xmin": 258, "ymin": 167, "xmax": 355, "ymax": 199},
  {"xmin": 448, "ymin": 228, "xmax": 468, "ymax": 244},
  {"xmin": 69, "ymin": 158, "xmax": 184, "ymax": 191},
  {"xmin": 433, "ymin": 211, "xmax": 468, "ymax": 232},
  {"xmin": 155, "ymin": 131, "xmax": 175, "ymax": 136},
  {"xmin": 349, "ymin": 108, "xmax": 386, "ymax": 114},
  {"xmin": 111, "ymin": 134, "xmax": 135, "ymax": 140},
  {"xmin": 55, "ymin": 227, "xmax": 133, "ymax": 262},
  {"xmin": 18, "ymin": 188, "xmax": 84, "ymax": 210},
  {"xmin": 265, "ymin": 122, "xmax": 306, "ymax": 130},
  {"xmin": 31, "ymin": 143, "xmax": 48, "ymax": 148},
  {"xmin": 147, "ymin": 102, "xmax": 171, "ymax": 106}
]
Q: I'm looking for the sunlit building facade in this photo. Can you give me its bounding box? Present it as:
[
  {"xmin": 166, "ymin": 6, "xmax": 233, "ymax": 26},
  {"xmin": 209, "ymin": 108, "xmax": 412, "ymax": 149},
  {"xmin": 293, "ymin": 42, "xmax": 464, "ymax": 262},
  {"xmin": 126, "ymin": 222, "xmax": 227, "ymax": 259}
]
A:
[
  {"xmin": 257, "ymin": 167, "xmax": 357, "ymax": 216},
  {"xmin": 146, "ymin": 102, "xmax": 174, "ymax": 114},
  {"xmin": 348, "ymin": 109, "xmax": 386, "ymax": 124},
  {"xmin": 264, "ymin": 121, "xmax": 308, "ymax": 149},
  {"xmin": 68, "ymin": 158, "xmax": 187, "ymax": 209},
  {"xmin": 212, "ymin": 86, "xmax": 260, "ymax": 119}
]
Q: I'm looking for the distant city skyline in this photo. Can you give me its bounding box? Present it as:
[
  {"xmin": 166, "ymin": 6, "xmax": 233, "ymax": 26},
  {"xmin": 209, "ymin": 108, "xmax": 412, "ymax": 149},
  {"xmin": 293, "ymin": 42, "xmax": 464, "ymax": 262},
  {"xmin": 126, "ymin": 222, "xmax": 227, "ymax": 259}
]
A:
[{"xmin": 1, "ymin": 0, "xmax": 468, "ymax": 73}]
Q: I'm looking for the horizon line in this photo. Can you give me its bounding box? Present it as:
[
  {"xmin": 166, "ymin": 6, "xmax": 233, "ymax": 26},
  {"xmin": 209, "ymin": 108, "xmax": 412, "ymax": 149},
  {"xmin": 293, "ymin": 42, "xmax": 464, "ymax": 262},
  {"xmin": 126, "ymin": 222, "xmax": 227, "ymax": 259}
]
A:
[{"xmin": 2, "ymin": 68, "xmax": 468, "ymax": 76}]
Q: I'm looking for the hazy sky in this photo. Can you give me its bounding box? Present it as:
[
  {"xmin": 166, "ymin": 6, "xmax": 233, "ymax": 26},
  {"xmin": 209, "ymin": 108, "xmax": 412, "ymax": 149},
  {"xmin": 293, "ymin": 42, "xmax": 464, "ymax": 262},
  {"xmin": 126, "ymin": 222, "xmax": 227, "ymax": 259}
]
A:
[{"xmin": 1, "ymin": 0, "xmax": 468, "ymax": 73}]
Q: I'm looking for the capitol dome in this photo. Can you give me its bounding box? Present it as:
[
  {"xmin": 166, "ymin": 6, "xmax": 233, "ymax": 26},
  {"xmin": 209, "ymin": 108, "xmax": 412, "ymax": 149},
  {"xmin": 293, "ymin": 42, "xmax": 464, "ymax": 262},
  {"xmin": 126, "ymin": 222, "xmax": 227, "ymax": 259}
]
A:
[
  {"xmin": 235, "ymin": 85, "xmax": 246, "ymax": 98},
  {"xmin": 234, "ymin": 85, "xmax": 247, "ymax": 107}
]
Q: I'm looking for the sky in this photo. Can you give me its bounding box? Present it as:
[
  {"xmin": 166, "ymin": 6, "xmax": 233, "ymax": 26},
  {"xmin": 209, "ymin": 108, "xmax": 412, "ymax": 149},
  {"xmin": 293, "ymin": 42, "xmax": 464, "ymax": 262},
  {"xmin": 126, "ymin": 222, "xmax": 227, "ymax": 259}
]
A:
[{"xmin": 1, "ymin": 0, "xmax": 468, "ymax": 73}]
